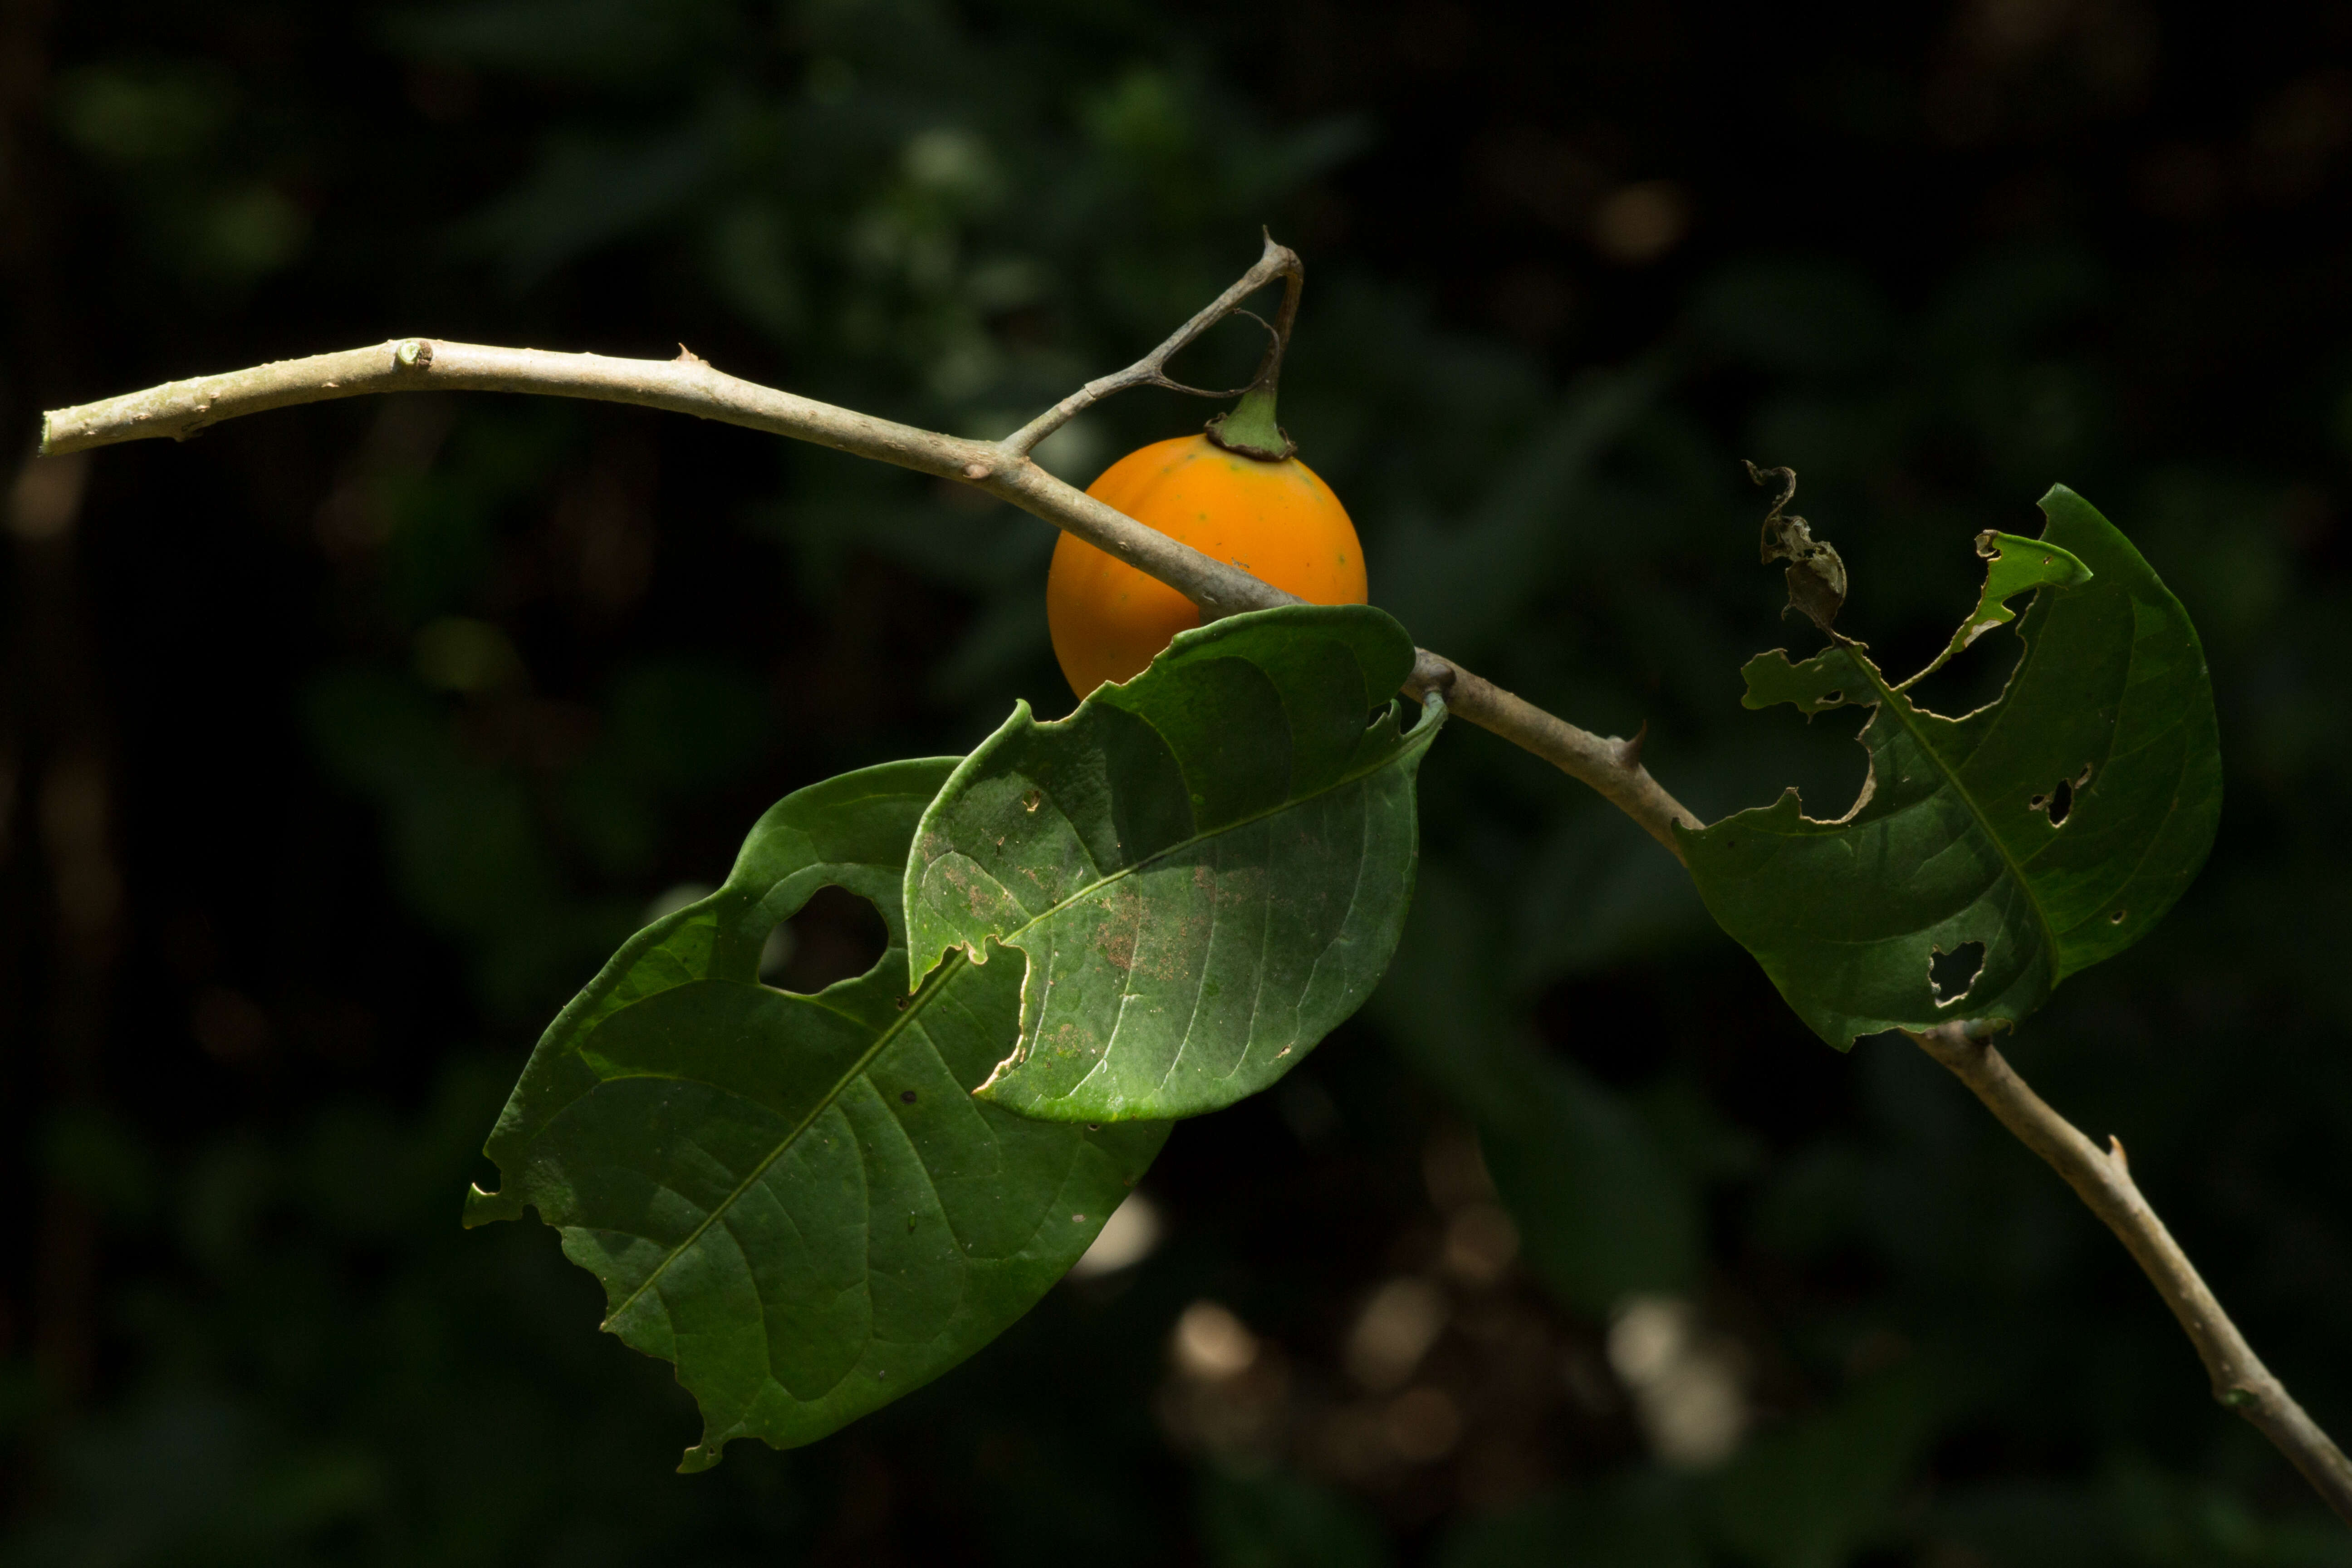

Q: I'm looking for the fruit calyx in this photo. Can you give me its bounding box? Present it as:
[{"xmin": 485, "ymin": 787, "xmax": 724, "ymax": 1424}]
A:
[{"xmin": 1205, "ymin": 388, "xmax": 1295, "ymax": 462}]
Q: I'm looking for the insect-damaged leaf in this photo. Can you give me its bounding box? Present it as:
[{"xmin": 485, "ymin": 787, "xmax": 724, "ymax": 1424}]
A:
[
  {"xmin": 465, "ymin": 760, "xmax": 1166, "ymax": 1470},
  {"xmin": 1677, "ymin": 486, "xmax": 2221, "ymax": 1048},
  {"xmin": 904, "ymin": 604, "xmax": 1441, "ymax": 1122}
]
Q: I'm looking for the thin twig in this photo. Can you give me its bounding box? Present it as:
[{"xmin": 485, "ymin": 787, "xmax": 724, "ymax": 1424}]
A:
[
  {"xmin": 1911, "ymin": 1020, "xmax": 2352, "ymax": 1525},
  {"xmin": 37, "ymin": 264, "xmax": 1697, "ymax": 853},
  {"xmin": 998, "ymin": 230, "xmax": 1300, "ymax": 457}
]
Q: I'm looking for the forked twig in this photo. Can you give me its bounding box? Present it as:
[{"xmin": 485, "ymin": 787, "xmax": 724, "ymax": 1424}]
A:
[{"xmin": 999, "ymin": 231, "xmax": 1299, "ymax": 457}]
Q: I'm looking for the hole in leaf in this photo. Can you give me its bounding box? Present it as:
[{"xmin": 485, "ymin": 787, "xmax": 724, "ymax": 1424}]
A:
[
  {"xmin": 1900, "ymin": 615, "xmax": 2027, "ymax": 720},
  {"xmin": 1930, "ymin": 941, "xmax": 1986, "ymax": 1007},
  {"xmin": 2109, "ymin": 909, "xmax": 2127, "ymax": 924},
  {"xmin": 1820, "ymin": 689, "xmax": 1843, "ymax": 705},
  {"xmin": 2029, "ymin": 764, "xmax": 2092, "ymax": 827},
  {"xmin": 762, "ymin": 884, "xmax": 889, "ymax": 994}
]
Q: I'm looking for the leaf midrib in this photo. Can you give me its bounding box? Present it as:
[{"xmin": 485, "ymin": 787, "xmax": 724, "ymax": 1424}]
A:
[
  {"xmin": 597, "ymin": 948, "xmax": 970, "ymax": 1332},
  {"xmin": 1849, "ymin": 640, "xmax": 2061, "ymax": 980},
  {"xmin": 601, "ymin": 710, "xmax": 1437, "ymax": 1327},
  {"xmin": 986, "ymin": 703, "xmax": 1442, "ymax": 955}
]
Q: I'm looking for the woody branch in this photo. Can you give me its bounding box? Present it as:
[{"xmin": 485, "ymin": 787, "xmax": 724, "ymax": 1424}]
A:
[{"xmin": 37, "ymin": 237, "xmax": 1699, "ymax": 853}]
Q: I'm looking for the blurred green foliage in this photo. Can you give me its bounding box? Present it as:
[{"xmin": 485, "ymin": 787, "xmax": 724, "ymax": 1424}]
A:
[{"xmin": 5, "ymin": 2, "xmax": 2352, "ymax": 1565}]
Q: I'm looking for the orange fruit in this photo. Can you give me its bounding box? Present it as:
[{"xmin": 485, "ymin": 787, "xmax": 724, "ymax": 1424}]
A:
[{"xmin": 1046, "ymin": 434, "xmax": 1368, "ymax": 703}]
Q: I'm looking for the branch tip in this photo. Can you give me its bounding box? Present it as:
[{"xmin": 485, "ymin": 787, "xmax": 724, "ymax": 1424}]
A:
[{"xmin": 1910, "ymin": 1026, "xmax": 2352, "ymax": 1524}]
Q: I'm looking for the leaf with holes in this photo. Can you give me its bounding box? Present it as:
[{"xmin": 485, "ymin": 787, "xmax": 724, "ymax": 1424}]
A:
[
  {"xmin": 905, "ymin": 603, "xmax": 1443, "ymax": 1122},
  {"xmin": 464, "ymin": 759, "xmax": 1167, "ymax": 1470},
  {"xmin": 1676, "ymin": 486, "xmax": 2221, "ymax": 1048}
]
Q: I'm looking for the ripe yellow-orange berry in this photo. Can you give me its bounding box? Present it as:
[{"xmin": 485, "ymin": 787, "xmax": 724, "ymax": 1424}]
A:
[{"xmin": 1047, "ymin": 434, "xmax": 1368, "ymax": 703}]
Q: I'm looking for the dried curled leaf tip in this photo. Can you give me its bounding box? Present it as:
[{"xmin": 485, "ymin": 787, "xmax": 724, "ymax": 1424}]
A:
[{"xmin": 1745, "ymin": 460, "xmax": 1847, "ymax": 632}]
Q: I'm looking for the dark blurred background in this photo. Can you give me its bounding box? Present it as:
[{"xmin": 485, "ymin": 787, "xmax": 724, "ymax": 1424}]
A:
[{"xmin": 6, "ymin": 1, "xmax": 2352, "ymax": 1563}]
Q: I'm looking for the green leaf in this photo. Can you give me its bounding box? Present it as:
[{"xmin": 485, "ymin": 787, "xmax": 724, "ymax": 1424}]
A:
[
  {"xmin": 1678, "ymin": 486, "xmax": 2222, "ymax": 1047},
  {"xmin": 905, "ymin": 604, "xmax": 1440, "ymax": 1122},
  {"xmin": 464, "ymin": 759, "xmax": 1167, "ymax": 1470}
]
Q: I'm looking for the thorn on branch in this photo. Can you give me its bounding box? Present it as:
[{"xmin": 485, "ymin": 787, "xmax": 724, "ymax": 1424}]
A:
[
  {"xmin": 675, "ymin": 343, "xmax": 708, "ymax": 366},
  {"xmin": 1615, "ymin": 721, "xmax": 1648, "ymax": 772},
  {"xmin": 2108, "ymin": 1134, "xmax": 2130, "ymax": 1171}
]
